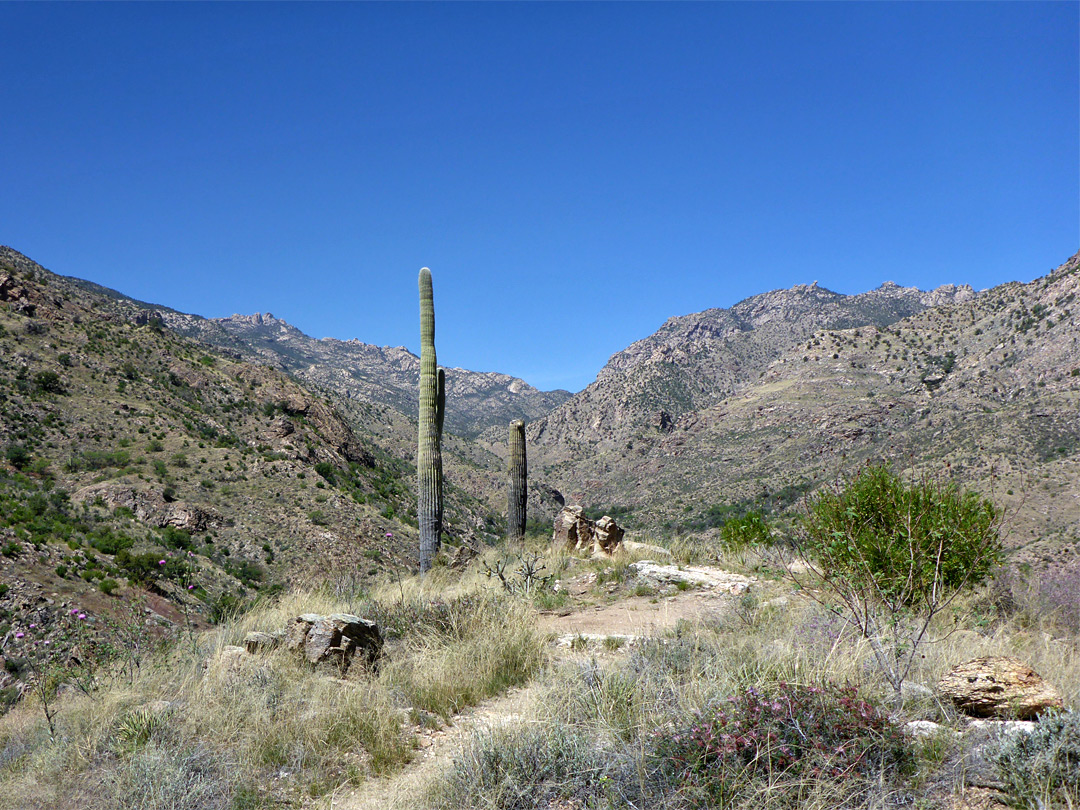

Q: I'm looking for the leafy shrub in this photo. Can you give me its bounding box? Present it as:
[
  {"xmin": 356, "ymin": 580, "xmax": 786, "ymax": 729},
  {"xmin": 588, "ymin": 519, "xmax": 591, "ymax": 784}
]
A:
[
  {"xmin": 33, "ymin": 370, "xmax": 65, "ymax": 394},
  {"xmin": 992, "ymin": 710, "xmax": 1080, "ymax": 808},
  {"xmin": 90, "ymin": 530, "xmax": 135, "ymax": 555},
  {"xmin": 100, "ymin": 578, "xmax": 120, "ymax": 596},
  {"xmin": 652, "ymin": 682, "xmax": 912, "ymax": 806},
  {"xmin": 115, "ymin": 549, "xmax": 188, "ymax": 585},
  {"xmin": 313, "ymin": 462, "xmax": 336, "ymax": 485},
  {"xmin": 160, "ymin": 526, "xmax": 192, "ymax": 550},
  {"xmin": 719, "ymin": 510, "xmax": 771, "ymax": 551},
  {"xmin": 795, "ymin": 465, "xmax": 1004, "ymax": 699},
  {"xmin": 801, "ymin": 465, "xmax": 1002, "ymax": 602},
  {"xmin": 4, "ymin": 444, "xmax": 30, "ymax": 470}
]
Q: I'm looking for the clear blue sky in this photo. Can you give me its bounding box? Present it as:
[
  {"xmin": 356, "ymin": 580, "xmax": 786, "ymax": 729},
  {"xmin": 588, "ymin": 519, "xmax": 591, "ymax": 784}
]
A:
[{"xmin": 1, "ymin": 2, "xmax": 1076, "ymax": 392}]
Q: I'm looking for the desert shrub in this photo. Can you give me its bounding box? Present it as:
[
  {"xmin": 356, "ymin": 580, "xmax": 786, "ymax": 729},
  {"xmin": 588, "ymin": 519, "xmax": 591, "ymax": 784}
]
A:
[
  {"xmin": 720, "ymin": 510, "xmax": 772, "ymax": 551},
  {"xmin": 794, "ymin": 465, "xmax": 1003, "ymax": 700},
  {"xmin": 313, "ymin": 462, "xmax": 336, "ymax": 485},
  {"xmin": 429, "ymin": 722, "xmax": 634, "ymax": 810},
  {"xmin": 160, "ymin": 526, "xmax": 192, "ymax": 550},
  {"xmin": 115, "ymin": 549, "xmax": 188, "ymax": 585},
  {"xmin": 801, "ymin": 465, "xmax": 1002, "ymax": 601},
  {"xmin": 651, "ymin": 682, "xmax": 912, "ymax": 807},
  {"xmin": 99, "ymin": 578, "xmax": 119, "ymax": 596},
  {"xmin": 90, "ymin": 529, "xmax": 135, "ymax": 555},
  {"xmin": 992, "ymin": 709, "xmax": 1080, "ymax": 808},
  {"xmin": 5, "ymin": 444, "xmax": 30, "ymax": 470},
  {"xmin": 33, "ymin": 370, "xmax": 65, "ymax": 394},
  {"xmin": 65, "ymin": 449, "xmax": 131, "ymax": 472},
  {"xmin": 1010, "ymin": 561, "xmax": 1080, "ymax": 634}
]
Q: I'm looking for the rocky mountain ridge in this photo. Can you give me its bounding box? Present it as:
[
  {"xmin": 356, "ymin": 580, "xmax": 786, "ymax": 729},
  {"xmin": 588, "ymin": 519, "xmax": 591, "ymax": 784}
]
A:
[
  {"xmin": 522, "ymin": 277, "xmax": 978, "ymax": 458},
  {"xmin": 143, "ymin": 307, "xmax": 571, "ymax": 440},
  {"xmin": 527, "ymin": 251, "xmax": 1080, "ymax": 567}
]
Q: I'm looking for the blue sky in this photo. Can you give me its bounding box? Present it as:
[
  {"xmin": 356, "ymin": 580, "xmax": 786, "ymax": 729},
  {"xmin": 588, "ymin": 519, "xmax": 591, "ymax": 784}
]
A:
[{"xmin": 1, "ymin": 2, "xmax": 1076, "ymax": 392}]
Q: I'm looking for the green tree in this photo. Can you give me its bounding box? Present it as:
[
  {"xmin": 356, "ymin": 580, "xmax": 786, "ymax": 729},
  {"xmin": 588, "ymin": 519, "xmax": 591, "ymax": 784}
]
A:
[{"xmin": 792, "ymin": 464, "xmax": 1003, "ymax": 703}]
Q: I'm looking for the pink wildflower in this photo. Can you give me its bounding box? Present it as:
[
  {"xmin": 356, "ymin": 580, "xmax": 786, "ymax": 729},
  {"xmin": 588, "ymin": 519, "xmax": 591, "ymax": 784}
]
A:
[
  {"xmin": 159, "ymin": 560, "xmax": 166, "ymax": 565},
  {"xmin": 15, "ymin": 632, "xmax": 24, "ymax": 639},
  {"xmin": 78, "ymin": 613, "xmax": 86, "ymax": 620}
]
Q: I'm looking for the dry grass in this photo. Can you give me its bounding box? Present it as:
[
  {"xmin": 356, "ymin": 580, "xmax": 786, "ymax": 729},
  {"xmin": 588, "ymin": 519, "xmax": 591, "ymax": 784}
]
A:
[
  {"xmin": 0, "ymin": 582, "xmax": 546, "ymax": 810},
  {"xmin": 420, "ymin": 553, "xmax": 1080, "ymax": 810}
]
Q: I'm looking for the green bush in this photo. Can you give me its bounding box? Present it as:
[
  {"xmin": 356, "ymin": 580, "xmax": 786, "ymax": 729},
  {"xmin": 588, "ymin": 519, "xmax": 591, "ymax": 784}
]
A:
[
  {"xmin": 33, "ymin": 370, "xmax": 65, "ymax": 394},
  {"xmin": 5, "ymin": 444, "xmax": 30, "ymax": 470},
  {"xmin": 719, "ymin": 510, "xmax": 771, "ymax": 551},
  {"xmin": 801, "ymin": 465, "xmax": 1002, "ymax": 602},
  {"xmin": 100, "ymin": 578, "xmax": 120, "ymax": 596},
  {"xmin": 795, "ymin": 465, "xmax": 1004, "ymax": 700}
]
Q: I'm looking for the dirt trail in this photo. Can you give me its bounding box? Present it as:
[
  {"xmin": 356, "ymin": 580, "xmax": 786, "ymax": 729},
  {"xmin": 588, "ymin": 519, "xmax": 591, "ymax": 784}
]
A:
[
  {"xmin": 323, "ymin": 568, "xmax": 752, "ymax": 810},
  {"xmin": 538, "ymin": 589, "xmax": 735, "ymax": 639},
  {"xmin": 324, "ymin": 684, "xmax": 541, "ymax": 810}
]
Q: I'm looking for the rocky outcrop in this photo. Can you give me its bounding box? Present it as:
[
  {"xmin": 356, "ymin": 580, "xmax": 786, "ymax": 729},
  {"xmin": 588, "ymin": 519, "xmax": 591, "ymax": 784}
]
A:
[
  {"xmin": 72, "ymin": 482, "xmax": 221, "ymax": 532},
  {"xmin": 593, "ymin": 516, "xmax": 624, "ymax": 554},
  {"xmin": 628, "ymin": 561, "xmax": 754, "ymax": 594},
  {"xmin": 553, "ymin": 506, "xmax": 624, "ymax": 556},
  {"xmin": 937, "ymin": 656, "xmax": 1064, "ymax": 719},
  {"xmin": 284, "ymin": 613, "xmax": 382, "ymax": 674}
]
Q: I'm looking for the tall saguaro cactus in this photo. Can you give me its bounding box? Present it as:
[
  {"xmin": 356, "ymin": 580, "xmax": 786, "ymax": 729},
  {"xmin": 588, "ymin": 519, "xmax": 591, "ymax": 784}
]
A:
[
  {"xmin": 418, "ymin": 268, "xmax": 444, "ymax": 573},
  {"xmin": 507, "ymin": 419, "xmax": 527, "ymax": 546}
]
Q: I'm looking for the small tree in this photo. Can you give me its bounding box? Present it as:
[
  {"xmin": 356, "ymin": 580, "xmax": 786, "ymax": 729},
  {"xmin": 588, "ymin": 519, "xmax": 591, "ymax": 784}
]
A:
[{"xmin": 790, "ymin": 464, "xmax": 1003, "ymax": 703}]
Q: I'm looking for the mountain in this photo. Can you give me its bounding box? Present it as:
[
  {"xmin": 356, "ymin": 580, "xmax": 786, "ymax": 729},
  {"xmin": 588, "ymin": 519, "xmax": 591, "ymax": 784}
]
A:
[
  {"xmin": 519, "ymin": 252, "xmax": 1080, "ymax": 568},
  {"xmin": 0, "ymin": 245, "xmax": 520, "ymax": 675},
  {"xmin": 523, "ymin": 279, "xmax": 976, "ymax": 460},
  {"xmin": 134, "ymin": 308, "xmax": 571, "ymax": 440}
]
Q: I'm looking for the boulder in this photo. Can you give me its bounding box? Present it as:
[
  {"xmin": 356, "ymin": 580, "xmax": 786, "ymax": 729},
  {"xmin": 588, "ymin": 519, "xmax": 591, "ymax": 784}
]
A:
[
  {"xmin": 937, "ymin": 656, "xmax": 1063, "ymax": 719},
  {"xmin": 285, "ymin": 612, "xmax": 382, "ymax": 674},
  {"xmin": 553, "ymin": 506, "xmax": 625, "ymax": 556},
  {"xmin": 71, "ymin": 482, "xmax": 220, "ymax": 532},
  {"xmin": 594, "ymin": 516, "xmax": 624, "ymax": 554},
  {"xmin": 243, "ymin": 631, "xmax": 282, "ymax": 655}
]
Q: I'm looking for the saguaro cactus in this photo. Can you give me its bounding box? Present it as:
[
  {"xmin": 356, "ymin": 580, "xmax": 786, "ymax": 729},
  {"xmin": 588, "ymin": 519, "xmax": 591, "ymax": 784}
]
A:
[
  {"xmin": 418, "ymin": 268, "xmax": 444, "ymax": 573},
  {"xmin": 507, "ymin": 419, "xmax": 527, "ymax": 546}
]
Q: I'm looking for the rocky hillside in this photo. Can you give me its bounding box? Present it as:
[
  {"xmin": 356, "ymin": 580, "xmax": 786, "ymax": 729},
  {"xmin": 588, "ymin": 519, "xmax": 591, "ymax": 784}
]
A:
[
  {"xmin": 0, "ymin": 246, "xmax": 517, "ymax": 688},
  {"xmin": 0, "ymin": 247, "xmax": 570, "ymax": 441},
  {"xmin": 523, "ymin": 279, "xmax": 976, "ymax": 459},
  {"xmin": 528, "ymin": 252, "xmax": 1080, "ymax": 566},
  {"xmin": 141, "ymin": 310, "xmax": 569, "ymax": 440}
]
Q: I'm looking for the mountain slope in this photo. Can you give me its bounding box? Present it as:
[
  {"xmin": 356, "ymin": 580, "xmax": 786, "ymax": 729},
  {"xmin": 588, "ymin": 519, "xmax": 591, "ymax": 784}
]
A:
[
  {"xmin": 530, "ymin": 251, "xmax": 1080, "ymax": 564},
  {"xmin": 526, "ymin": 279, "xmax": 976, "ymax": 459},
  {"xmin": 149, "ymin": 309, "xmax": 570, "ymax": 440}
]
